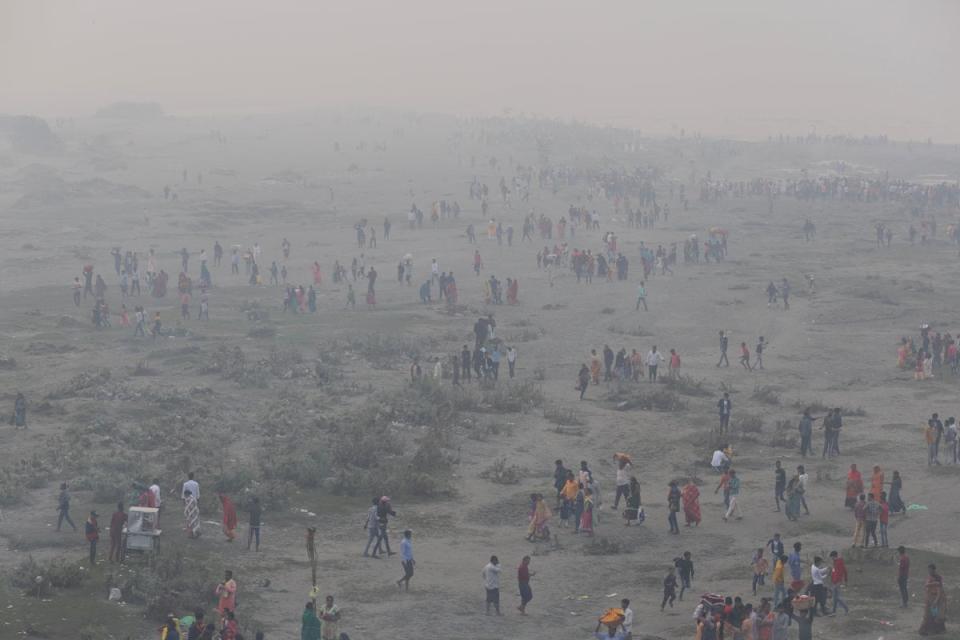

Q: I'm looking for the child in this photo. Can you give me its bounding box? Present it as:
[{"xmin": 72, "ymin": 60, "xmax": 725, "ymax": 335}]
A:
[
  {"xmin": 751, "ymin": 548, "xmax": 769, "ymax": 595},
  {"xmin": 661, "ymin": 567, "xmax": 677, "ymax": 610}
]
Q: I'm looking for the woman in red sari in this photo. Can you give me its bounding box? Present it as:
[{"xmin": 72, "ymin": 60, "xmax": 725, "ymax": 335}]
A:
[
  {"xmin": 219, "ymin": 493, "xmax": 238, "ymax": 542},
  {"xmin": 681, "ymin": 482, "xmax": 701, "ymax": 527},
  {"xmin": 845, "ymin": 464, "xmax": 863, "ymax": 509},
  {"xmin": 506, "ymin": 278, "xmax": 519, "ymax": 305}
]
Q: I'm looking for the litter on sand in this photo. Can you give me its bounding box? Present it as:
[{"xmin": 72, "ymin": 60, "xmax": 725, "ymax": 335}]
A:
[{"xmin": 906, "ymin": 503, "xmax": 928, "ymax": 511}]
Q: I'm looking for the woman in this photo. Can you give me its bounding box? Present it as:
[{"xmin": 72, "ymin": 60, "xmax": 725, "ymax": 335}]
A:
[
  {"xmin": 579, "ymin": 487, "xmax": 595, "ymax": 536},
  {"xmin": 785, "ymin": 475, "xmax": 802, "ymax": 521},
  {"xmin": 312, "ymin": 262, "xmax": 322, "ymax": 286},
  {"xmin": 526, "ymin": 494, "xmax": 552, "ymax": 541},
  {"xmin": 506, "ymin": 278, "xmax": 519, "ymax": 305},
  {"xmin": 888, "ymin": 470, "xmax": 905, "ymax": 514},
  {"xmin": 301, "ymin": 601, "xmax": 322, "ymax": 640},
  {"xmin": 870, "ymin": 465, "xmax": 884, "ymax": 501},
  {"xmin": 919, "ymin": 564, "xmax": 947, "ymax": 635},
  {"xmin": 924, "ymin": 352, "xmax": 935, "ymax": 379},
  {"xmin": 845, "ymin": 464, "xmax": 863, "ymax": 509},
  {"xmin": 897, "ymin": 339, "xmax": 909, "ymax": 368},
  {"xmin": 590, "ymin": 350, "xmax": 602, "ymax": 385},
  {"xmin": 623, "ymin": 477, "xmax": 642, "ymax": 526},
  {"xmin": 681, "ymin": 481, "xmax": 701, "ymax": 527},
  {"xmin": 915, "ymin": 352, "xmax": 926, "ymax": 380},
  {"xmin": 220, "ymin": 493, "xmax": 238, "ymax": 542},
  {"xmin": 184, "ymin": 489, "xmax": 201, "ymax": 538},
  {"xmin": 307, "ymin": 286, "xmax": 317, "ymax": 313}
]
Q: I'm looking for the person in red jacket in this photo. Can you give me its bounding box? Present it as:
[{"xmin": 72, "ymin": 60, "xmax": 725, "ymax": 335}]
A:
[
  {"xmin": 108, "ymin": 503, "xmax": 126, "ymax": 562},
  {"xmin": 829, "ymin": 551, "xmax": 849, "ymax": 614}
]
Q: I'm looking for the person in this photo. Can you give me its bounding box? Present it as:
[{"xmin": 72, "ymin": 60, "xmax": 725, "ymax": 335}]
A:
[
  {"xmin": 772, "ymin": 553, "xmax": 787, "ymax": 606},
  {"xmin": 773, "ymin": 460, "xmax": 786, "ymax": 511},
  {"xmin": 577, "ymin": 364, "xmax": 590, "ymax": 400},
  {"xmin": 717, "ymin": 330, "xmax": 729, "ymax": 367},
  {"xmin": 667, "ymin": 481, "xmax": 681, "ymax": 534},
  {"xmin": 784, "ymin": 474, "xmax": 803, "ymax": 521},
  {"xmin": 798, "ymin": 410, "xmax": 814, "ymax": 457},
  {"xmin": 620, "ymin": 599, "xmax": 634, "ymax": 640},
  {"xmin": 612, "ymin": 454, "xmax": 632, "ymax": 509},
  {"xmin": 635, "ymin": 281, "xmax": 648, "ymax": 311},
  {"xmin": 863, "ymin": 493, "xmax": 880, "ymax": 547},
  {"xmin": 852, "ymin": 494, "xmax": 867, "ymax": 547},
  {"xmin": 186, "ymin": 612, "xmax": 206, "ymax": 640},
  {"xmin": 215, "ymin": 571, "xmax": 237, "ymax": 621},
  {"xmin": 182, "ymin": 472, "xmax": 200, "ymax": 503},
  {"xmin": 788, "ymin": 542, "xmax": 804, "ymax": 588},
  {"xmin": 754, "ymin": 336, "xmax": 766, "ymax": 370},
  {"xmin": 845, "ymin": 464, "xmax": 863, "ymax": 508},
  {"xmin": 12, "ymin": 392, "xmax": 26, "ymax": 428},
  {"xmin": 711, "ymin": 446, "xmax": 731, "ymax": 473},
  {"xmin": 560, "ymin": 472, "xmax": 578, "ymax": 527},
  {"xmin": 219, "ymin": 493, "xmax": 238, "ymax": 542},
  {"xmin": 553, "ymin": 460, "xmax": 567, "ymax": 509},
  {"xmin": 888, "ymin": 470, "xmax": 905, "ymax": 514},
  {"xmin": 740, "ymin": 342, "xmax": 751, "ymax": 370},
  {"xmin": 623, "ymin": 477, "xmax": 642, "ymax": 526},
  {"xmin": 247, "ymin": 496, "xmax": 262, "ymax": 551},
  {"xmin": 397, "ymin": 529, "xmax": 415, "ymax": 591},
  {"xmin": 668, "ymin": 348, "xmax": 681, "ymax": 379},
  {"xmin": 580, "ymin": 487, "xmax": 595, "ymax": 535},
  {"xmin": 300, "ymin": 602, "xmax": 321, "ymax": 640},
  {"xmin": 320, "ymin": 595, "xmax": 340, "ymax": 640},
  {"xmin": 809, "ymin": 556, "xmax": 830, "ymax": 616},
  {"xmin": 506, "ymin": 346, "xmax": 517, "ymax": 378},
  {"xmin": 718, "ymin": 393, "xmax": 732, "ymax": 432},
  {"xmin": 162, "ymin": 618, "xmax": 181, "ymax": 640},
  {"xmin": 220, "ymin": 610, "xmax": 238, "ymax": 640},
  {"xmin": 526, "ymin": 494, "xmax": 552, "ymax": 541},
  {"xmin": 482, "ymin": 555, "xmax": 502, "ymax": 615},
  {"xmin": 645, "ymin": 346, "xmax": 664, "ymax": 382},
  {"xmin": 675, "ymin": 551, "xmax": 694, "ymax": 600},
  {"xmin": 362, "ymin": 497, "xmax": 380, "ymax": 557},
  {"xmin": 752, "ymin": 548, "xmax": 769, "ymax": 595},
  {"xmin": 723, "ymin": 470, "xmax": 743, "ymax": 521},
  {"xmin": 108, "ymin": 502, "xmax": 126, "ymax": 562},
  {"xmin": 879, "ymin": 491, "xmax": 891, "ymax": 547},
  {"xmin": 184, "ymin": 489, "xmax": 201, "ymax": 538},
  {"xmin": 919, "ymin": 563, "xmax": 946, "ymax": 635},
  {"xmin": 789, "ymin": 606, "xmax": 815, "ymax": 640},
  {"xmin": 517, "ymin": 555, "xmax": 535, "ymax": 614},
  {"xmin": 898, "ymin": 546, "xmax": 910, "ymax": 608},
  {"xmin": 681, "ymin": 481, "xmax": 701, "ymax": 527},
  {"xmin": 661, "ymin": 566, "xmax": 678, "ymax": 610},
  {"xmin": 373, "ymin": 496, "xmax": 396, "ymax": 556},
  {"xmin": 927, "ymin": 413, "xmax": 943, "ymax": 466},
  {"xmin": 829, "ymin": 550, "xmax": 849, "ymax": 614},
  {"xmin": 56, "ymin": 482, "xmax": 77, "ymax": 532},
  {"xmin": 85, "ymin": 510, "xmax": 99, "ymax": 565}
]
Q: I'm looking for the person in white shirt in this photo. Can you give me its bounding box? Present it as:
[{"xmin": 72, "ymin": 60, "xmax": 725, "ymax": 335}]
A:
[
  {"xmin": 711, "ymin": 448, "xmax": 730, "ymax": 473},
  {"xmin": 181, "ymin": 472, "xmax": 199, "ymax": 503},
  {"xmin": 506, "ymin": 346, "xmax": 517, "ymax": 378},
  {"xmin": 149, "ymin": 479, "xmax": 161, "ymax": 509},
  {"xmin": 620, "ymin": 598, "xmax": 634, "ymax": 639},
  {"xmin": 431, "ymin": 259, "xmax": 440, "ymax": 282},
  {"xmin": 809, "ymin": 556, "xmax": 830, "ymax": 615},
  {"xmin": 796, "ymin": 464, "xmax": 811, "ymax": 515},
  {"xmin": 645, "ymin": 346, "xmax": 665, "ymax": 382},
  {"xmin": 482, "ymin": 556, "xmax": 502, "ymax": 615},
  {"xmin": 613, "ymin": 455, "xmax": 632, "ymax": 509}
]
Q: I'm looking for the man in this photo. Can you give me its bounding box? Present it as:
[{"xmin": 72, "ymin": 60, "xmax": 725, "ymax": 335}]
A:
[
  {"xmin": 927, "ymin": 413, "xmax": 943, "ymax": 465},
  {"xmin": 397, "ymin": 530, "xmax": 415, "ymax": 591},
  {"xmin": 768, "ymin": 532, "xmax": 785, "ymax": 558},
  {"xmin": 461, "ymin": 346, "xmax": 472, "ymax": 383},
  {"xmin": 506, "ymin": 346, "xmax": 517, "ymax": 378},
  {"xmin": 320, "ymin": 595, "xmax": 341, "ymax": 640},
  {"xmin": 852, "ymin": 494, "xmax": 867, "ymax": 547},
  {"xmin": 879, "ymin": 491, "xmax": 890, "ymax": 547},
  {"xmin": 774, "ymin": 461, "xmax": 786, "ymax": 511},
  {"xmin": 247, "ymin": 496, "xmax": 262, "ymax": 552},
  {"xmin": 635, "ymin": 281, "xmax": 648, "ymax": 311},
  {"xmin": 373, "ymin": 496, "xmax": 397, "ymax": 556},
  {"xmin": 863, "ymin": 493, "xmax": 880, "ymax": 547},
  {"xmin": 56, "ymin": 482, "xmax": 77, "ymax": 532},
  {"xmin": 711, "ymin": 447, "xmax": 731, "ymax": 473},
  {"xmin": 772, "ymin": 553, "xmax": 787, "ymax": 606},
  {"xmin": 645, "ymin": 346, "xmax": 664, "ymax": 382},
  {"xmin": 717, "ymin": 330, "xmax": 729, "ymax": 367},
  {"xmin": 182, "ymin": 472, "xmax": 200, "ymax": 503},
  {"xmin": 754, "ymin": 336, "xmax": 766, "ymax": 370},
  {"xmin": 797, "ymin": 465, "xmax": 811, "ymax": 515},
  {"xmin": 798, "ymin": 410, "xmax": 814, "ymax": 457},
  {"xmin": 612, "ymin": 454, "xmax": 632, "ymax": 509},
  {"xmin": 809, "ymin": 556, "xmax": 830, "ymax": 616},
  {"xmin": 362, "ymin": 497, "xmax": 380, "ymax": 557},
  {"xmin": 722, "ymin": 470, "xmax": 742, "ymax": 521},
  {"xmin": 897, "ymin": 546, "xmax": 910, "ymax": 607},
  {"xmin": 482, "ymin": 555, "xmax": 502, "ymax": 615},
  {"xmin": 85, "ymin": 510, "xmax": 100, "ymax": 565},
  {"xmin": 718, "ymin": 393, "xmax": 732, "ymax": 432},
  {"xmin": 675, "ymin": 551, "xmax": 694, "ymax": 600},
  {"xmin": 517, "ymin": 555, "xmax": 534, "ymax": 614},
  {"xmin": 186, "ymin": 611, "xmax": 206, "ymax": 640},
  {"xmin": 603, "ymin": 345, "xmax": 615, "ymax": 382},
  {"xmin": 829, "ymin": 550, "xmax": 849, "ymax": 614},
  {"xmin": 108, "ymin": 502, "xmax": 126, "ymax": 562},
  {"xmin": 149, "ymin": 478, "xmax": 162, "ymax": 512},
  {"xmin": 788, "ymin": 542, "xmax": 803, "ymax": 585},
  {"xmin": 553, "ymin": 460, "xmax": 568, "ymax": 510}
]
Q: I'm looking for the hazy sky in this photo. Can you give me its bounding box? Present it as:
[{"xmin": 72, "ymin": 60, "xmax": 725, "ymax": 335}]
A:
[{"xmin": 3, "ymin": 0, "xmax": 958, "ymax": 140}]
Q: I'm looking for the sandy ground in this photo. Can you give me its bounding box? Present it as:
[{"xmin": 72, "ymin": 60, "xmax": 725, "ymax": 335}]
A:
[{"xmin": 1, "ymin": 112, "xmax": 960, "ymax": 640}]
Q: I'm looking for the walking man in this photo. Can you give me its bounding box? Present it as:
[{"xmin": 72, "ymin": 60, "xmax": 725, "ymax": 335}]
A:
[
  {"xmin": 645, "ymin": 346, "xmax": 664, "ymax": 382},
  {"xmin": 482, "ymin": 555, "xmax": 502, "ymax": 615},
  {"xmin": 897, "ymin": 546, "xmax": 910, "ymax": 607},
  {"xmin": 723, "ymin": 470, "xmax": 743, "ymax": 521},
  {"xmin": 517, "ymin": 555, "xmax": 534, "ymax": 614},
  {"xmin": 397, "ymin": 530, "xmax": 414, "ymax": 591},
  {"xmin": 85, "ymin": 510, "xmax": 100, "ymax": 565},
  {"xmin": 56, "ymin": 482, "xmax": 77, "ymax": 532},
  {"xmin": 718, "ymin": 393, "xmax": 732, "ymax": 432},
  {"xmin": 635, "ymin": 281, "xmax": 648, "ymax": 311},
  {"xmin": 829, "ymin": 551, "xmax": 849, "ymax": 614},
  {"xmin": 717, "ymin": 330, "xmax": 729, "ymax": 367}
]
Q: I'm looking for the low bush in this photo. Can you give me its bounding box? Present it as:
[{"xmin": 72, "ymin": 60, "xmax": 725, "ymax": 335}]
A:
[
  {"xmin": 609, "ymin": 387, "xmax": 687, "ymax": 412},
  {"xmin": 751, "ymin": 385, "xmax": 781, "ymax": 405},
  {"xmin": 543, "ymin": 406, "xmax": 585, "ymax": 426},
  {"xmin": 479, "ymin": 458, "xmax": 525, "ymax": 484}
]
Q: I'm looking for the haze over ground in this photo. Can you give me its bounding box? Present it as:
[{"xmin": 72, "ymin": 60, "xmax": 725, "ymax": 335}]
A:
[{"xmin": 3, "ymin": 0, "xmax": 959, "ymax": 141}]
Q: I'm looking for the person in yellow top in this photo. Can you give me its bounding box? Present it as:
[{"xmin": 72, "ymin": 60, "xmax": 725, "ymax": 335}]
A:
[
  {"xmin": 560, "ymin": 472, "xmax": 579, "ymax": 528},
  {"xmin": 772, "ymin": 554, "xmax": 787, "ymax": 605}
]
